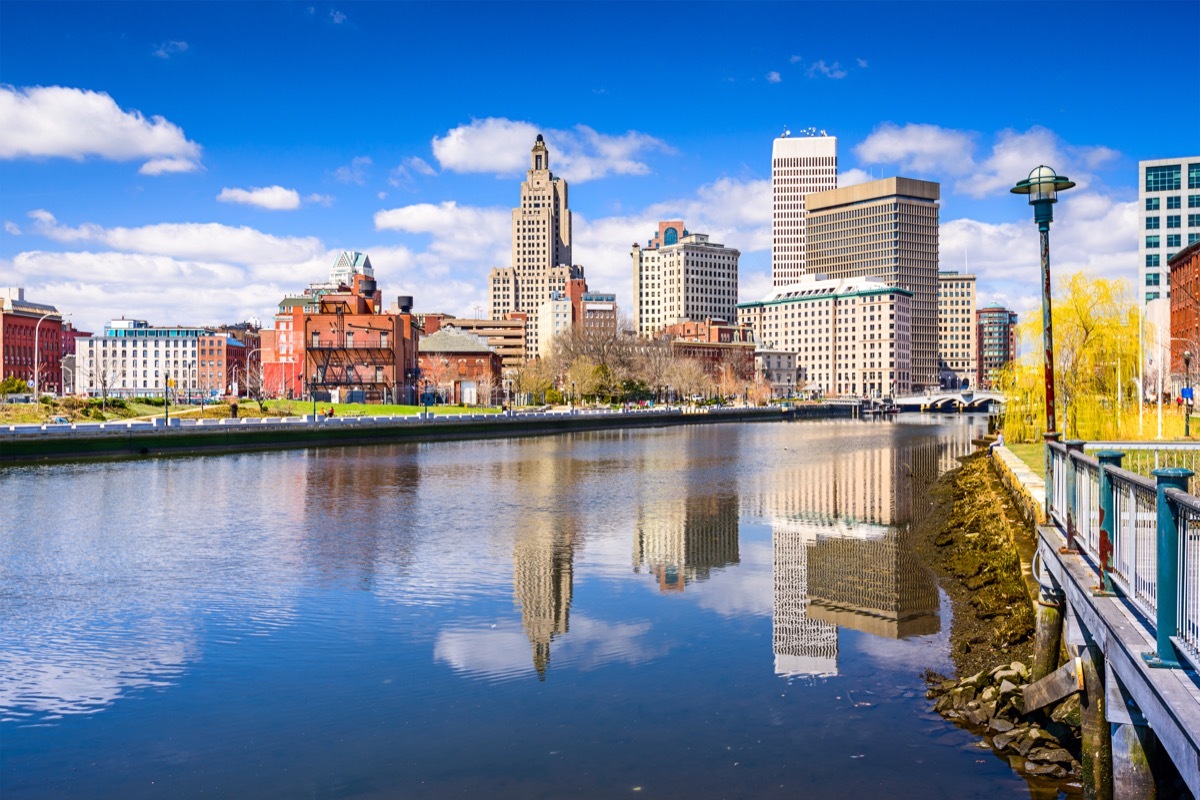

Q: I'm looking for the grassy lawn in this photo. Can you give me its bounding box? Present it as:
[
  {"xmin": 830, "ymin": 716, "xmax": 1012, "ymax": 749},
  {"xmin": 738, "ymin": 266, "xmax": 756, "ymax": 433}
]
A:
[{"xmin": 1006, "ymin": 442, "xmax": 1044, "ymax": 473}]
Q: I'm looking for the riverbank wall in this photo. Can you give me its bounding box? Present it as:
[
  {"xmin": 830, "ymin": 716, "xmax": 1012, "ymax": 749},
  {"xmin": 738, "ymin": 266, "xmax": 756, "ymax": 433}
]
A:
[
  {"xmin": 991, "ymin": 446, "xmax": 1047, "ymax": 528},
  {"xmin": 0, "ymin": 404, "xmax": 854, "ymax": 465}
]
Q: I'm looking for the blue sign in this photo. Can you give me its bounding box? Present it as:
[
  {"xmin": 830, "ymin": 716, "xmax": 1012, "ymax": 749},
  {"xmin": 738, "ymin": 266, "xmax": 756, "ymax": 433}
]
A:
[{"xmin": 1184, "ymin": 387, "xmax": 1194, "ymax": 400}]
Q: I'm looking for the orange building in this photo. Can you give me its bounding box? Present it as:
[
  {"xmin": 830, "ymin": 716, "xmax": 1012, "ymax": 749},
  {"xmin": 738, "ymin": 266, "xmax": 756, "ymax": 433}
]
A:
[{"xmin": 1170, "ymin": 240, "xmax": 1200, "ymax": 373}]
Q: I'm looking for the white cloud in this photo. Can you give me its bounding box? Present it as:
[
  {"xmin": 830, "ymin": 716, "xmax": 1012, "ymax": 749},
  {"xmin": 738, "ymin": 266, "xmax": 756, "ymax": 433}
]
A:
[
  {"xmin": 388, "ymin": 156, "xmax": 438, "ymax": 187},
  {"xmin": 855, "ymin": 122, "xmax": 977, "ymax": 175},
  {"xmin": 837, "ymin": 168, "xmax": 875, "ymax": 188},
  {"xmin": 374, "ymin": 200, "xmax": 511, "ymax": 265},
  {"xmin": 153, "ymin": 40, "xmax": 189, "ymax": 59},
  {"xmin": 955, "ymin": 126, "xmax": 1118, "ymax": 199},
  {"xmin": 217, "ymin": 185, "xmax": 302, "ymax": 211},
  {"xmin": 857, "ymin": 57, "xmax": 869, "ymax": 68},
  {"xmin": 766, "ymin": 71, "xmax": 782, "ymax": 84},
  {"xmin": 28, "ymin": 209, "xmax": 325, "ymax": 267},
  {"xmin": 431, "ymin": 117, "xmax": 673, "ymax": 183},
  {"xmin": 329, "ymin": 9, "xmax": 347, "ymax": 24},
  {"xmin": 333, "ymin": 155, "xmax": 372, "ymax": 184},
  {"xmin": 0, "ymin": 85, "xmax": 202, "ymax": 173},
  {"xmin": 306, "ymin": 193, "xmax": 334, "ymax": 207},
  {"xmin": 807, "ymin": 60, "xmax": 846, "ymax": 79},
  {"xmin": 4, "ymin": 221, "xmax": 20, "ymax": 235},
  {"xmin": 789, "ymin": 55, "xmax": 803, "ymax": 64}
]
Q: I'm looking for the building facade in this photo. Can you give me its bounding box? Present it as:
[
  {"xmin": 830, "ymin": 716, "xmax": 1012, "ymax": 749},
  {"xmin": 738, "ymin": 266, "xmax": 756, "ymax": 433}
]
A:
[
  {"xmin": 659, "ymin": 318, "xmax": 757, "ymax": 384},
  {"xmin": 755, "ymin": 349, "xmax": 803, "ymax": 398},
  {"xmin": 1170, "ymin": 241, "xmax": 1200, "ymax": 375},
  {"xmin": 937, "ymin": 270, "xmax": 977, "ymax": 388},
  {"xmin": 1139, "ymin": 156, "xmax": 1200, "ymax": 304},
  {"xmin": 806, "ymin": 177, "xmax": 940, "ymax": 391},
  {"xmin": 535, "ymin": 279, "xmax": 619, "ymax": 359},
  {"xmin": 487, "ymin": 135, "xmax": 584, "ymax": 358},
  {"xmin": 421, "ymin": 314, "xmax": 526, "ymax": 370},
  {"xmin": 771, "ymin": 132, "xmax": 838, "ymax": 287},
  {"xmin": 1, "ymin": 287, "xmax": 63, "ymax": 394},
  {"xmin": 418, "ymin": 328, "xmax": 503, "ymax": 405},
  {"xmin": 76, "ymin": 319, "xmax": 210, "ymax": 399},
  {"xmin": 737, "ymin": 276, "xmax": 913, "ymax": 398},
  {"xmin": 631, "ymin": 221, "xmax": 739, "ymax": 337},
  {"xmin": 976, "ymin": 303, "xmax": 1018, "ymax": 390}
]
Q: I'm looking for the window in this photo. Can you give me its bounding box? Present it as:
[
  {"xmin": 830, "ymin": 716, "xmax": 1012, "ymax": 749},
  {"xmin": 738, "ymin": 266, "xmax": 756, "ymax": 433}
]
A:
[
  {"xmin": 1147, "ymin": 273, "xmax": 1160, "ymax": 286},
  {"xmin": 1147, "ymin": 216, "xmax": 1160, "ymax": 229},
  {"xmin": 1147, "ymin": 255, "xmax": 1160, "ymax": 267},
  {"xmin": 1147, "ymin": 165, "xmax": 1181, "ymax": 192},
  {"xmin": 1191, "ymin": 233, "xmax": 1200, "ymax": 246},
  {"xmin": 1147, "ymin": 197, "xmax": 1161, "ymax": 211},
  {"xmin": 1168, "ymin": 234, "xmax": 1182, "ymax": 248},
  {"xmin": 1190, "ymin": 163, "xmax": 1200, "ymax": 189},
  {"xmin": 1147, "ymin": 292, "xmax": 1160, "ymax": 302},
  {"xmin": 1168, "ymin": 196, "xmax": 1182, "ymax": 209},
  {"xmin": 1190, "ymin": 195, "xmax": 1200, "ymax": 209},
  {"xmin": 1147, "ymin": 235, "xmax": 1160, "ymax": 248},
  {"xmin": 1168, "ymin": 215, "xmax": 1181, "ymax": 229},
  {"xmin": 1191, "ymin": 214, "xmax": 1200, "ymax": 227}
]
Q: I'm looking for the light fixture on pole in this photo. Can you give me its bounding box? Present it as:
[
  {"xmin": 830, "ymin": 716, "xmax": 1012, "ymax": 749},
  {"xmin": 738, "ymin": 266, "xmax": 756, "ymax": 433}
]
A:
[
  {"xmin": 32, "ymin": 310, "xmax": 67, "ymax": 399},
  {"xmin": 1011, "ymin": 165, "xmax": 1075, "ymax": 482}
]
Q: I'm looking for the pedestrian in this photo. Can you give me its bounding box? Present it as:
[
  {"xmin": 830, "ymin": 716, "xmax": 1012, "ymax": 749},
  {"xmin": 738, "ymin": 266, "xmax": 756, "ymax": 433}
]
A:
[{"xmin": 989, "ymin": 431, "xmax": 1004, "ymax": 457}]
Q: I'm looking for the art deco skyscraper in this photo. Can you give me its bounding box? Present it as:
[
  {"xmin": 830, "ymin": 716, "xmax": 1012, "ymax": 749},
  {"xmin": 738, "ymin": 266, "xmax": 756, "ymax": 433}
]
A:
[
  {"xmin": 488, "ymin": 135, "xmax": 583, "ymax": 358},
  {"xmin": 771, "ymin": 132, "xmax": 838, "ymax": 287}
]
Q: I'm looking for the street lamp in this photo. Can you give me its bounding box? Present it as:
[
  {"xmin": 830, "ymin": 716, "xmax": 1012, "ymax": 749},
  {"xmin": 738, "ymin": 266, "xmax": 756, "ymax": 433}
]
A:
[
  {"xmin": 1185, "ymin": 350, "xmax": 1193, "ymax": 438},
  {"xmin": 1011, "ymin": 165, "xmax": 1075, "ymax": 446},
  {"xmin": 32, "ymin": 310, "xmax": 66, "ymax": 399},
  {"xmin": 571, "ymin": 380, "xmax": 576, "ymax": 411}
]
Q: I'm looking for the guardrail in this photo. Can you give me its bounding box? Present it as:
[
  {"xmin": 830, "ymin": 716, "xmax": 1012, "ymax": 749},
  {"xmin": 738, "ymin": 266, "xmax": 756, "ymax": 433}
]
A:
[{"xmin": 1048, "ymin": 439, "xmax": 1199, "ymax": 670}]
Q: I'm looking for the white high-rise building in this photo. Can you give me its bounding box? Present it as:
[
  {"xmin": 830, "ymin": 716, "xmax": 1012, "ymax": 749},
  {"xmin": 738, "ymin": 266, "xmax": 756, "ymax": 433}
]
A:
[
  {"xmin": 631, "ymin": 221, "xmax": 740, "ymax": 338},
  {"xmin": 1138, "ymin": 156, "xmax": 1200, "ymax": 305},
  {"xmin": 771, "ymin": 132, "xmax": 838, "ymax": 287},
  {"xmin": 937, "ymin": 270, "xmax": 977, "ymax": 389}
]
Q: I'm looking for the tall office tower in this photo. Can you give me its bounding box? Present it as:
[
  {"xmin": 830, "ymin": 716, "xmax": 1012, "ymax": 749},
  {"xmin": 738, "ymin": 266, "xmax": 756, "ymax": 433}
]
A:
[
  {"xmin": 1139, "ymin": 157, "xmax": 1200, "ymax": 305},
  {"xmin": 807, "ymin": 177, "xmax": 941, "ymax": 391},
  {"xmin": 937, "ymin": 270, "xmax": 977, "ymax": 389},
  {"xmin": 771, "ymin": 132, "xmax": 838, "ymax": 287},
  {"xmin": 488, "ymin": 135, "xmax": 583, "ymax": 358},
  {"xmin": 976, "ymin": 303, "xmax": 1018, "ymax": 390},
  {"xmin": 631, "ymin": 220, "xmax": 740, "ymax": 337}
]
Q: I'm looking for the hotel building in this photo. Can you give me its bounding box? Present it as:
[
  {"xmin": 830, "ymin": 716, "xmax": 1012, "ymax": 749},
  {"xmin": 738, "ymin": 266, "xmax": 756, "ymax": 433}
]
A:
[
  {"xmin": 631, "ymin": 221, "xmax": 740, "ymax": 338},
  {"xmin": 976, "ymin": 303, "xmax": 1018, "ymax": 390}
]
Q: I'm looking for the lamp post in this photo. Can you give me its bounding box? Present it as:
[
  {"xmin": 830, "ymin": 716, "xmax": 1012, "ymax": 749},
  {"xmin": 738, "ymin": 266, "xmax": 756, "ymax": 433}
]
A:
[
  {"xmin": 1186, "ymin": 350, "xmax": 1193, "ymax": 438},
  {"xmin": 32, "ymin": 310, "xmax": 65, "ymax": 399},
  {"xmin": 1011, "ymin": 165, "xmax": 1075, "ymax": 478},
  {"xmin": 571, "ymin": 380, "xmax": 576, "ymax": 411}
]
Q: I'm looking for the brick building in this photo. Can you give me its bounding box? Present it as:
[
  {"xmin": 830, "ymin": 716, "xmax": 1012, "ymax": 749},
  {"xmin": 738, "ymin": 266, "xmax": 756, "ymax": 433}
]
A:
[
  {"xmin": 418, "ymin": 328, "xmax": 503, "ymax": 405},
  {"xmin": 420, "ymin": 313, "xmax": 526, "ymax": 369},
  {"xmin": 659, "ymin": 318, "xmax": 756, "ymax": 382},
  {"xmin": 1170, "ymin": 240, "xmax": 1200, "ymax": 373},
  {"xmin": 1, "ymin": 288, "xmax": 63, "ymax": 394}
]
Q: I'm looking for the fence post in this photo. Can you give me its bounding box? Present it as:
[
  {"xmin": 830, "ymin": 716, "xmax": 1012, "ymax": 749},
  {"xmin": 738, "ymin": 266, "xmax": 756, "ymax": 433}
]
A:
[
  {"xmin": 1045, "ymin": 431, "xmax": 1062, "ymax": 522},
  {"xmin": 1064, "ymin": 439, "xmax": 1085, "ymax": 552},
  {"xmin": 1145, "ymin": 467, "xmax": 1193, "ymax": 669},
  {"xmin": 1095, "ymin": 450, "xmax": 1124, "ymax": 595}
]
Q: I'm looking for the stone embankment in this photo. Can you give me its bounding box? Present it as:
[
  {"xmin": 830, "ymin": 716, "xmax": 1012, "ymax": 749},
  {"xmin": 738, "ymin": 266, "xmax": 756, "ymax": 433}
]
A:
[{"xmin": 918, "ymin": 447, "xmax": 1083, "ymax": 792}]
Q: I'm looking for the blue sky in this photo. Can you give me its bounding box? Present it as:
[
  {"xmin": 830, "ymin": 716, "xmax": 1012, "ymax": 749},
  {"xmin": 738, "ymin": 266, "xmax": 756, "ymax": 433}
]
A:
[{"xmin": 2, "ymin": 0, "xmax": 1197, "ymax": 335}]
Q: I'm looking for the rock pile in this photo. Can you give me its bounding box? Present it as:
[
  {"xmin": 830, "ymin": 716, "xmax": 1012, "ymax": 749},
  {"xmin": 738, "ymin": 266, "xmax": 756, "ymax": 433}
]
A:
[{"xmin": 926, "ymin": 661, "xmax": 1082, "ymax": 781}]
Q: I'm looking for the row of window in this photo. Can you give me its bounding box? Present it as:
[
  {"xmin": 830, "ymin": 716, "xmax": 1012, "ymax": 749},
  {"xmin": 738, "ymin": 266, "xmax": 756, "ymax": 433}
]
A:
[{"xmin": 1145, "ymin": 163, "xmax": 1200, "ymax": 192}]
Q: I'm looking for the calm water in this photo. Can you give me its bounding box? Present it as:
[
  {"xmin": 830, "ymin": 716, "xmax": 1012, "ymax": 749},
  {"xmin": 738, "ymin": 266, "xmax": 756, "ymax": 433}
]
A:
[{"xmin": 1, "ymin": 416, "xmax": 1037, "ymax": 798}]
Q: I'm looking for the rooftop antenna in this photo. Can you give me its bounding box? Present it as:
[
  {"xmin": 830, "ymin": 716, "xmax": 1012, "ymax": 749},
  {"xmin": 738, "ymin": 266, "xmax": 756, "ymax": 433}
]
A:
[{"xmin": 781, "ymin": 126, "xmax": 790, "ymax": 138}]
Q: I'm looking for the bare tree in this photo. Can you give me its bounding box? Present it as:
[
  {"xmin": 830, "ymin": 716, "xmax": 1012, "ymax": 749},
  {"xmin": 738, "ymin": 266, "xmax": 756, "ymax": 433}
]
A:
[
  {"xmin": 514, "ymin": 358, "xmax": 554, "ymax": 404},
  {"xmin": 421, "ymin": 357, "xmax": 453, "ymax": 403},
  {"xmin": 80, "ymin": 346, "xmax": 125, "ymax": 411},
  {"xmin": 476, "ymin": 371, "xmax": 497, "ymax": 407}
]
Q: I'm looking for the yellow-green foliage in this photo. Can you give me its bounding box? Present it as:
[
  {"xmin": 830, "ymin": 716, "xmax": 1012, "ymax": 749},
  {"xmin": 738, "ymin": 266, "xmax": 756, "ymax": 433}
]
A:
[{"xmin": 1002, "ymin": 272, "xmax": 1148, "ymax": 442}]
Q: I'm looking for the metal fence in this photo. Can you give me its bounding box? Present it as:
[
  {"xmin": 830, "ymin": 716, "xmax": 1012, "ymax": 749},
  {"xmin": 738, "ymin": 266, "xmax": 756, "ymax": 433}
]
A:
[{"xmin": 1047, "ymin": 440, "xmax": 1199, "ymax": 670}]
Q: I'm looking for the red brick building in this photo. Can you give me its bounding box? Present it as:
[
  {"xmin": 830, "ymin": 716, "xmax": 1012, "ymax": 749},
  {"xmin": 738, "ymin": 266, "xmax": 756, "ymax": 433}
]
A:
[
  {"xmin": 1170, "ymin": 240, "xmax": 1200, "ymax": 373},
  {"xmin": 1, "ymin": 288, "xmax": 63, "ymax": 394},
  {"xmin": 418, "ymin": 328, "xmax": 503, "ymax": 405},
  {"xmin": 660, "ymin": 318, "xmax": 756, "ymax": 381}
]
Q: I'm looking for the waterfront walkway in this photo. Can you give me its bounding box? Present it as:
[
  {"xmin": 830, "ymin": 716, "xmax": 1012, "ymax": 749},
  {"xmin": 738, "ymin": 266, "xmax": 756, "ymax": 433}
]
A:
[{"xmin": 998, "ymin": 440, "xmax": 1200, "ymax": 796}]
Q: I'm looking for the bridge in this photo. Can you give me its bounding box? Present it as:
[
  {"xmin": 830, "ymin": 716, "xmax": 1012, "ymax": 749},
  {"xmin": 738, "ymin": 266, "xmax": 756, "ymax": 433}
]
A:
[
  {"xmin": 1029, "ymin": 439, "xmax": 1200, "ymax": 797},
  {"xmin": 893, "ymin": 389, "xmax": 1004, "ymax": 411}
]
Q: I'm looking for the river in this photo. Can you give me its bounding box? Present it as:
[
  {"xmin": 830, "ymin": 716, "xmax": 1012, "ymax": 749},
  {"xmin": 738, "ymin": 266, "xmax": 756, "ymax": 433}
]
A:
[{"xmin": 1, "ymin": 415, "xmax": 1039, "ymax": 798}]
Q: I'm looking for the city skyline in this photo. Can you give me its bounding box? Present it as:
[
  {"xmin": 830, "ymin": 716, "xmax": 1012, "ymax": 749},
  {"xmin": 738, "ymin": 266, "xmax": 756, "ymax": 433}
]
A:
[{"xmin": 2, "ymin": 1, "xmax": 1197, "ymax": 337}]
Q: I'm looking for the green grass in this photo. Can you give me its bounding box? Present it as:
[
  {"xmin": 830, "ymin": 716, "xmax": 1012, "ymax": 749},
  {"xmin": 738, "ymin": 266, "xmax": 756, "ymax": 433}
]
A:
[{"xmin": 1007, "ymin": 442, "xmax": 1044, "ymax": 473}]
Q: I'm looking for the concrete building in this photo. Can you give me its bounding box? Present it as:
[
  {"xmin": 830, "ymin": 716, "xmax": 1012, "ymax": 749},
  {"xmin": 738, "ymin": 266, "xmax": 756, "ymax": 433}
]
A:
[
  {"xmin": 937, "ymin": 270, "xmax": 977, "ymax": 388},
  {"xmin": 659, "ymin": 318, "xmax": 756, "ymax": 385},
  {"xmin": 418, "ymin": 328, "xmax": 502, "ymax": 405},
  {"xmin": 976, "ymin": 303, "xmax": 1018, "ymax": 390},
  {"xmin": 488, "ymin": 135, "xmax": 585, "ymax": 358},
  {"xmin": 1, "ymin": 288, "xmax": 63, "ymax": 394},
  {"xmin": 738, "ymin": 276, "xmax": 913, "ymax": 399},
  {"xmin": 1139, "ymin": 156, "xmax": 1200, "ymax": 304},
  {"xmin": 807, "ymin": 177, "xmax": 941, "ymax": 391},
  {"xmin": 631, "ymin": 221, "xmax": 739, "ymax": 337},
  {"xmin": 535, "ymin": 278, "xmax": 619, "ymax": 360},
  {"xmin": 771, "ymin": 132, "xmax": 838, "ymax": 287},
  {"xmin": 755, "ymin": 349, "xmax": 803, "ymax": 398}
]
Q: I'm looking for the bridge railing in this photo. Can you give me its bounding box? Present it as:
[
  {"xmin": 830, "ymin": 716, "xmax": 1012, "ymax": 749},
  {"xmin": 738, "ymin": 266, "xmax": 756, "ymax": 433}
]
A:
[{"xmin": 1046, "ymin": 440, "xmax": 1200, "ymax": 670}]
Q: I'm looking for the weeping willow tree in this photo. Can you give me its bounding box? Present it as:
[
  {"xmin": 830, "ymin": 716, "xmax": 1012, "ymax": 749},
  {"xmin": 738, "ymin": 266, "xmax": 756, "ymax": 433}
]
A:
[{"xmin": 1002, "ymin": 272, "xmax": 1142, "ymax": 442}]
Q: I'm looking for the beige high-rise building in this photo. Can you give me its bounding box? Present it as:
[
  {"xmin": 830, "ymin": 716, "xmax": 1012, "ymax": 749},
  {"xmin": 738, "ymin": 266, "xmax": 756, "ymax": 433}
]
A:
[
  {"xmin": 937, "ymin": 270, "xmax": 977, "ymax": 389},
  {"xmin": 488, "ymin": 135, "xmax": 583, "ymax": 358},
  {"xmin": 771, "ymin": 133, "xmax": 838, "ymax": 287},
  {"xmin": 807, "ymin": 177, "xmax": 941, "ymax": 391},
  {"xmin": 631, "ymin": 221, "xmax": 740, "ymax": 338}
]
